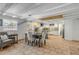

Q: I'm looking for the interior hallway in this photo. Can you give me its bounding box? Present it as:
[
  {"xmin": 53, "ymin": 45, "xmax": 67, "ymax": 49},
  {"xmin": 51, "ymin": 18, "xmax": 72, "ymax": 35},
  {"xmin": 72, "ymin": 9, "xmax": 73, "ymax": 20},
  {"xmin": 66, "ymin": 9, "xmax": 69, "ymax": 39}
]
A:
[{"xmin": 0, "ymin": 35, "xmax": 79, "ymax": 55}]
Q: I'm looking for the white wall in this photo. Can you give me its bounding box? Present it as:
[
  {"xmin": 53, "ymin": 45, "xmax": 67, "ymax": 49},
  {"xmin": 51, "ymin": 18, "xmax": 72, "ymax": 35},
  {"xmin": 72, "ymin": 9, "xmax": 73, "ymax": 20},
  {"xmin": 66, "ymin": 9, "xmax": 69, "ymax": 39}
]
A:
[
  {"xmin": 64, "ymin": 19, "xmax": 79, "ymax": 40},
  {"xmin": 18, "ymin": 22, "xmax": 26, "ymax": 40},
  {"xmin": 18, "ymin": 22, "xmax": 30, "ymax": 40}
]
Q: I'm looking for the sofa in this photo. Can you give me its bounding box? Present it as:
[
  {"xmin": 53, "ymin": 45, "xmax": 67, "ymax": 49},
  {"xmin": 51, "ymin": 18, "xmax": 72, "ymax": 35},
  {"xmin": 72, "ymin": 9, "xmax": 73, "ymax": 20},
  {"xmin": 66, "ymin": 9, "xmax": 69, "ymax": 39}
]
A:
[{"xmin": 0, "ymin": 32, "xmax": 15, "ymax": 50}]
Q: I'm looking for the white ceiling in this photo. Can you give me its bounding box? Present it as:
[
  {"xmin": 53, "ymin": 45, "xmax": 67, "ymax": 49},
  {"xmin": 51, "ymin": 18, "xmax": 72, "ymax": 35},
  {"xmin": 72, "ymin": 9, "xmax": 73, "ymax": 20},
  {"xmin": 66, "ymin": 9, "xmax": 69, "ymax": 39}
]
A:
[{"xmin": 0, "ymin": 3, "xmax": 79, "ymax": 24}]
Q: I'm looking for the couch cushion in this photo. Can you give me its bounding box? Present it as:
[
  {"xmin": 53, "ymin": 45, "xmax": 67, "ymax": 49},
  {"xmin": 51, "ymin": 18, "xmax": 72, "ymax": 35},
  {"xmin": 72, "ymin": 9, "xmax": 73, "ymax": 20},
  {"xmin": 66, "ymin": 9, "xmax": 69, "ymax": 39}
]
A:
[
  {"xmin": 2, "ymin": 39, "xmax": 12, "ymax": 43},
  {"xmin": 1, "ymin": 35, "xmax": 8, "ymax": 40}
]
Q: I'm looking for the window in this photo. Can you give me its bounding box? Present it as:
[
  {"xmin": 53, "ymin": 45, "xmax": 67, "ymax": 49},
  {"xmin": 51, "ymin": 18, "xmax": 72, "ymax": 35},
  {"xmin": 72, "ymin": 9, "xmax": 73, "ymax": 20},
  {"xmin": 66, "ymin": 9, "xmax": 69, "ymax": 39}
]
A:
[{"xmin": 3, "ymin": 19, "xmax": 17, "ymax": 30}]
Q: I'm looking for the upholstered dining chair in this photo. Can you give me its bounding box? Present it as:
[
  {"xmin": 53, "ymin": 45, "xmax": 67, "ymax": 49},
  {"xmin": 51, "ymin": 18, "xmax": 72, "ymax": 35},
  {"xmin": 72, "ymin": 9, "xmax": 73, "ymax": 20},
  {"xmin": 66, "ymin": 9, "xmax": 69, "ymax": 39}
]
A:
[
  {"xmin": 27, "ymin": 32, "xmax": 35, "ymax": 46},
  {"xmin": 40, "ymin": 31, "xmax": 47, "ymax": 46}
]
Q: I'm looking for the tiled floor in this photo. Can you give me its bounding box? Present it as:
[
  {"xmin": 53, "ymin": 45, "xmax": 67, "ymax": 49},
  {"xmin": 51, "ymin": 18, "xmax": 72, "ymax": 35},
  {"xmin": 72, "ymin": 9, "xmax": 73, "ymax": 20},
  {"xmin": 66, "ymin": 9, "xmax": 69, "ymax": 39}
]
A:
[{"xmin": 0, "ymin": 35, "xmax": 79, "ymax": 55}]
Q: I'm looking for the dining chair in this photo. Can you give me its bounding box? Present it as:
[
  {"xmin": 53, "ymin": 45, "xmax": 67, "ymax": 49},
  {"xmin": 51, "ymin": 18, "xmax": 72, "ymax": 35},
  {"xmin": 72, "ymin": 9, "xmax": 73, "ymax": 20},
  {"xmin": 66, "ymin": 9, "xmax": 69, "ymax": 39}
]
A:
[
  {"xmin": 35, "ymin": 37, "xmax": 40, "ymax": 46},
  {"xmin": 39, "ymin": 31, "xmax": 47, "ymax": 47},
  {"xmin": 27, "ymin": 32, "xmax": 35, "ymax": 46}
]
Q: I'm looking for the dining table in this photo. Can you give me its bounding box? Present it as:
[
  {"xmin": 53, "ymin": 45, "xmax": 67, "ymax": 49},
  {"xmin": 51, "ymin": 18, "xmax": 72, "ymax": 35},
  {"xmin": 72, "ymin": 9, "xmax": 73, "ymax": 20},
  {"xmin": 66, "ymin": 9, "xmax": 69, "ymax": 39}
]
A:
[
  {"xmin": 32, "ymin": 33, "xmax": 42, "ymax": 39},
  {"xmin": 32, "ymin": 33, "xmax": 42, "ymax": 46}
]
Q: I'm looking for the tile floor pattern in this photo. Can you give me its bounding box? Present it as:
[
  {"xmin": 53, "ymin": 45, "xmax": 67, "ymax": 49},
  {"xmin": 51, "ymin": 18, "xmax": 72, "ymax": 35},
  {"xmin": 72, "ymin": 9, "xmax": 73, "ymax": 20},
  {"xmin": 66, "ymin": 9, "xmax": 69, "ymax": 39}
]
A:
[{"xmin": 0, "ymin": 35, "xmax": 79, "ymax": 55}]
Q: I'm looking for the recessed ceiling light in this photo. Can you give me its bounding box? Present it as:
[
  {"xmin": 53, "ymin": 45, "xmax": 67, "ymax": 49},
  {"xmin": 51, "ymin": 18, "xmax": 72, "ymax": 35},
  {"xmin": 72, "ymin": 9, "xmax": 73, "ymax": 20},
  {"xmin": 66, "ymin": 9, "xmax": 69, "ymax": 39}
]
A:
[
  {"xmin": 12, "ymin": 16, "xmax": 16, "ymax": 18},
  {"xmin": 3, "ymin": 13, "xmax": 6, "ymax": 15}
]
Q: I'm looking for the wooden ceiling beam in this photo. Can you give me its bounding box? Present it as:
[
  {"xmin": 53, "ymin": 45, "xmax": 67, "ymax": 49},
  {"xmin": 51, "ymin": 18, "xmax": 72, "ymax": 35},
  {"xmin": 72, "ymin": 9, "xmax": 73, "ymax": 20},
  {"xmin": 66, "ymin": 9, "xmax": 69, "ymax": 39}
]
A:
[{"xmin": 40, "ymin": 15, "xmax": 63, "ymax": 20}]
